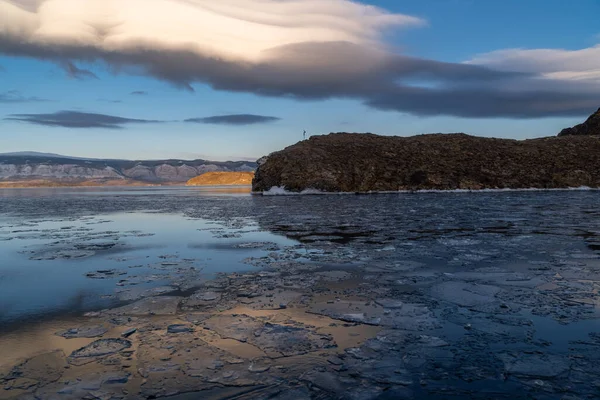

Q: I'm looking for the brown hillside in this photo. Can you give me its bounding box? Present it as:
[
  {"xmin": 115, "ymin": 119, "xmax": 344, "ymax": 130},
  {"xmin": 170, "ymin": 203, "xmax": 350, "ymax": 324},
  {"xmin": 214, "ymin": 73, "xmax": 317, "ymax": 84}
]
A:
[
  {"xmin": 558, "ymin": 108, "xmax": 600, "ymax": 136},
  {"xmin": 186, "ymin": 172, "xmax": 255, "ymax": 186},
  {"xmin": 252, "ymin": 133, "xmax": 600, "ymax": 192}
]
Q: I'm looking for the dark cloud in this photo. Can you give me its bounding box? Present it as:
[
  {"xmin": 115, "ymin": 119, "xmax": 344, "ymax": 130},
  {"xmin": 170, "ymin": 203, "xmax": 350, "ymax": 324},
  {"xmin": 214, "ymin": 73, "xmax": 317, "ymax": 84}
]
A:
[
  {"xmin": 0, "ymin": 35, "xmax": 598, "ymax": 118},
  {"xmin": 366, "ymin": 86, "xmax": 600, "ymax": 119},
  {"xmin": 5, "ymin": 110, "xmax": 161, "ymax": 129},
  {"xmin": 61, "ymin": 61, "xmax": 98, "ymax": 80},
  {"xmin": 0, "ymin": 90, "xmax": 48, "ymax": 103},
  {"xmin": 130, "ymin": 91, "xmax": 148, "ymax": 96},
  {"xmin": 185, "ymin": 114, "xmax": 281, "ymax": 125}
]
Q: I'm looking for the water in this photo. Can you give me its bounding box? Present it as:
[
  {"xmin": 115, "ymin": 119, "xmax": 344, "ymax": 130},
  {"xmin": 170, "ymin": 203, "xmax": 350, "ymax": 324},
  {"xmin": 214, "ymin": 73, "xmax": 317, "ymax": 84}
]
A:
[
  {"xmin": 0, "ymin": 187, "xmax": 297, "ymax": 326},
  {"xmin": 1, "ymin": 187, "xmax": 599, "ymax": 327},
  {"xmin": 1, "ymin": 187, "xmax": 600, "ymax": 399}
]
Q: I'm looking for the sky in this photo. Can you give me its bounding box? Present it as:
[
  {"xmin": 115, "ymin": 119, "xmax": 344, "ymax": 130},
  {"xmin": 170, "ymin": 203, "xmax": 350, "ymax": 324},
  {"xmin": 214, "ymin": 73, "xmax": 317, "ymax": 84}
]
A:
[{"xmin": 0, "ymin": 0, "xmax": 599, "ymax": 161}]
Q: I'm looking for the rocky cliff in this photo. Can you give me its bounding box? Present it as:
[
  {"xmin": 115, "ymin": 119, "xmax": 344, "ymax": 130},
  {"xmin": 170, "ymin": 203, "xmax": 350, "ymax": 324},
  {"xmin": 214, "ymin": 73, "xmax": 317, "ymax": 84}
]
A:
[
  {"xmin": 559, "ymin": 108, "xmax": 600, "ymax": 136},
  {"xmin": 252, "ymin": 133, "xmax": 600, "ymax": 192},
  {"xmin": 186, "ymin": 172, "xmax": 255, "ymax": 186},
  {"xmin": 0, "ymin": 153, "xmax": 256, "ymax": 185}
]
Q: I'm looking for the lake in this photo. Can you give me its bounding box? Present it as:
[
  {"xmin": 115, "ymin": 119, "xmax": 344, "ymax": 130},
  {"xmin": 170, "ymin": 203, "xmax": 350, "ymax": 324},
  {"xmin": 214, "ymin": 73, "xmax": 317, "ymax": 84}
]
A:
[{"xmin": 1, "ymin": 186, "xmax": 599, "ymax": 399}]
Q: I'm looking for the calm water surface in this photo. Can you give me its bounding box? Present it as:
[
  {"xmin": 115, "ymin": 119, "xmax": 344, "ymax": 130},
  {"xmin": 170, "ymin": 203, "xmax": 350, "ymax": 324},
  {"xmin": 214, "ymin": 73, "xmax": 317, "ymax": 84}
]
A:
[{"xmin": 0, "ymin": 186, "xmax": 295, "ymax": 326}]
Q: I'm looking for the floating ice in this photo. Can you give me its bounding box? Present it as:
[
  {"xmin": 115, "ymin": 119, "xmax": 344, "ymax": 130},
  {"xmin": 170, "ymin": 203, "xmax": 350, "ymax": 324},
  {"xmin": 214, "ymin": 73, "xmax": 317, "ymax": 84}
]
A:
[{"xmin": 259, "ymin": 186, "xmax": 598, "ymax": 196}]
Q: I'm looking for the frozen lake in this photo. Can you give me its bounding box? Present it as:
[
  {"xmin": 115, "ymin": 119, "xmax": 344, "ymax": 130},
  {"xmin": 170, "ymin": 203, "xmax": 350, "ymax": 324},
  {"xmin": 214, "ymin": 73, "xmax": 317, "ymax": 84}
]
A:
[{"xmin": 1, "ymin": 186, "xmax": 599, "ymax": 399}]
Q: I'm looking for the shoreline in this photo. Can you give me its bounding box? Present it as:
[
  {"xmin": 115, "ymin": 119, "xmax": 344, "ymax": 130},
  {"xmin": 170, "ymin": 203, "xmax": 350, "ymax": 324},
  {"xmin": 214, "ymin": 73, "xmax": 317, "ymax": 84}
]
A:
[{"xmin": 253, "ymin": 185, "xmax": 600, "ymax": 196}]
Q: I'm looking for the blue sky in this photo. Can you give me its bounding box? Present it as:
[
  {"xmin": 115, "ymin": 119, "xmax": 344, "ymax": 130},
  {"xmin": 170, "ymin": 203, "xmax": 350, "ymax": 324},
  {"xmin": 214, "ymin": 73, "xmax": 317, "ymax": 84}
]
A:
[{"xmin": 0, "ymin": 0, "xmax": 599, "ymax": 161}]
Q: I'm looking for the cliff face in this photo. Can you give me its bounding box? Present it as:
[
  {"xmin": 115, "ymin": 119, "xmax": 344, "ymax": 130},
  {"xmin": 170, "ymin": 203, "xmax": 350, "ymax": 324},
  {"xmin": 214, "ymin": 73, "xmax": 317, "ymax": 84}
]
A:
[
  {"xmin": 252, "ymin": 133, "xmax": 600, "ymax": 192},
  {"xmin": 186, "ymin": 172, "xmax": 255, "ymax": 186},
  {"xmin": 0, "ymin": 154, "xmax": 256, "ymax": 185},
  {"xmin": 559, "ymin": 108, "xmax": 600, "ymax": 136}
]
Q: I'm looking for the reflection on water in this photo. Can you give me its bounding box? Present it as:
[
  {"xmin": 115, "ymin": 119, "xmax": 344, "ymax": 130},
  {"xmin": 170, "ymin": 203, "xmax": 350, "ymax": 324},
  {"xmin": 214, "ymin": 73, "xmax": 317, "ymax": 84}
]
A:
[
  {"xmin": 0, "ymin": 185, "xmax": 252, "ymax": 198},
  {"xmin": 0, "ymin": 186, "xmax": 293, "ymax": 327}
]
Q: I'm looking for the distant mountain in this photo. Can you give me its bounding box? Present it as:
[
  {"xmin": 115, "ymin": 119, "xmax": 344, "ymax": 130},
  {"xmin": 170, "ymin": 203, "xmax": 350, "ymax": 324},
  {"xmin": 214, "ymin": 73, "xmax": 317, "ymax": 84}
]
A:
[
  {"xmin": 0, "ymin": 151, "xmax": 79, "ymax": 158},
  {"xmin": 558, "ymin": 108, "xmax": 600, "ymax": 136},
  {"xmin": 0, "ymin": 152, "xmax": 257, "ymax": 185}
]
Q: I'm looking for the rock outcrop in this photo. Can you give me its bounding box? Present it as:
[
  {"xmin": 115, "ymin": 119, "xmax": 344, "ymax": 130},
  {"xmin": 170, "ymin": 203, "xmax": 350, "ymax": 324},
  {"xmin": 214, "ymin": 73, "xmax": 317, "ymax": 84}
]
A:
[
  {"xmin": 252, "ymin": 133, "xmax": 600, "ymax": 192},
  {"xmin": 186, "ymin": 172, "xmax": 255, "ymax": 186},
  {"xmin": 559, "ymin": 108, "xmax": 600, "ymax": 136}
]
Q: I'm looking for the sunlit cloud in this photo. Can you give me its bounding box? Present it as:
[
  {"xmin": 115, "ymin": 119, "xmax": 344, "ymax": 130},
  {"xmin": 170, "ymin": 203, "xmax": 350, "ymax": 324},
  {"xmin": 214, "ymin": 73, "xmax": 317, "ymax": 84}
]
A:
[
  {"xmin": 0, "ymin": 0, "xmax": 598, "ymax": 118},
  {"xmin": 467, "ymin": 44, "xmax": 600, "ymax": 83}
]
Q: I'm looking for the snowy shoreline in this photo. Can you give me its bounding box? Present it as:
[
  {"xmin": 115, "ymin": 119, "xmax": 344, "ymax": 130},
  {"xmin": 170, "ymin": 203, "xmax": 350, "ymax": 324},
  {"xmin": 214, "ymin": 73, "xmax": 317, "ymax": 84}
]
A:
[{"xmin": 256, "ymin": 186, "xmax": 599, "ymax": 196}]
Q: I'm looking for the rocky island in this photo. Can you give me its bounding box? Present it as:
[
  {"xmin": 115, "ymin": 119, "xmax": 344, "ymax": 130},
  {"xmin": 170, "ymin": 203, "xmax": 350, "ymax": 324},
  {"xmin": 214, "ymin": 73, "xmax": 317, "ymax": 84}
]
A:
[
  {"xmin": 186, "ymin": 172, "xmax": 255, "ymax": 186},
  {"xmin": 253, "ymin": 109, "xmax": 600, "ymax": 193},
  {"xmin": 558, "ymin": 107, "xmax": 600, "ymax": 137}
]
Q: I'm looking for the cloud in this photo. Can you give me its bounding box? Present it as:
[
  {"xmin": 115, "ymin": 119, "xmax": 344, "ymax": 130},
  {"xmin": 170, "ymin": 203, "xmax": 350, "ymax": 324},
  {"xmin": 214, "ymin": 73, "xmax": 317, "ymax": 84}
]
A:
[
  {"xmin": 366, "ymin": 86, "xmax": 600, "ymax": 118},
  {"xmin": 61, "ymin": 61, "xmax": 98, "ymax": 79},
  {"xmin": 0, "ymin": 0, "xmax": 598, "ymax": 118},
  {"xmin": 185, "ymin": 114, "xmax": 280, "ymax": 125},
  {"xmin": 130, "ymin": 90, "xmax": 148, "ymax": 96},
  {"xmin": 467, "ymin": 44, "xmax": 600, "ymax": 83},
  {"xmin": 0, "ymin": 64, "xmax": 5, "ymax": 71},
  {"xmin": 5, "ymin": 110, "xmax": 161, "ymax": 128},
  {"xmin": 0, "ymin": 90, "xmax": 48, "ymax": 103}
]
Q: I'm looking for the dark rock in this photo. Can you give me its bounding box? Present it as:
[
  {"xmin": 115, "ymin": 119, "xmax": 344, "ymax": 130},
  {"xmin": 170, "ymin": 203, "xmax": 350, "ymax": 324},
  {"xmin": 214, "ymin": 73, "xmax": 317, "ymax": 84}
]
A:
[
  {"xmin": 252, "ymin": 132, "xmax": 600, "ymax": 192},
  {"xmin": 558, "ymin": 108, "xmax": 600, "ymax": 136}
]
